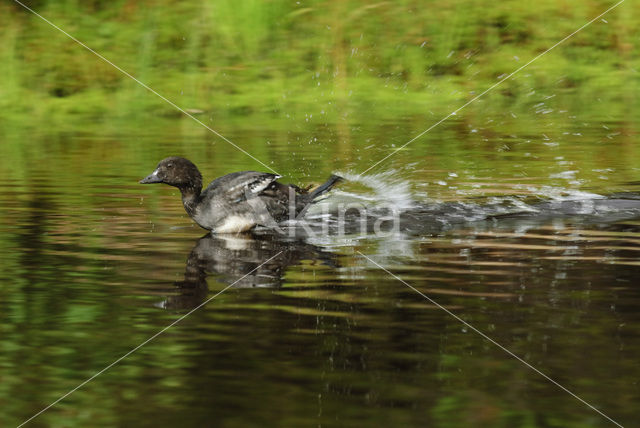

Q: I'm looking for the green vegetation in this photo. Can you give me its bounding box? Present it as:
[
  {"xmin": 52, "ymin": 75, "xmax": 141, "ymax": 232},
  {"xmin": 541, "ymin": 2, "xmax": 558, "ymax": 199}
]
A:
[{"xmin": 1, "ymin": 0, "xmax": 638, "ymax": 127}]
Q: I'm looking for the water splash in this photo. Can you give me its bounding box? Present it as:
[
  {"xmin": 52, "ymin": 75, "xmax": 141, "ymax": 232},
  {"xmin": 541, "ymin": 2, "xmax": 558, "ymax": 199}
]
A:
[
  {"xmin": 297, "ymin": 169, "xmax": 640, "ymax": 240},
  {"xmin": 331, "ymin": 169, "xmax": 417, "ymax": 211}
]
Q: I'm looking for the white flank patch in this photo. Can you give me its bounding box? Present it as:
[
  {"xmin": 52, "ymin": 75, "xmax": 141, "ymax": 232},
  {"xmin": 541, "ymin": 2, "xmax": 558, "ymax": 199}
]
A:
[{"xmin": 215, "ymin": 215, "xmax": 256, "ymax": 233}]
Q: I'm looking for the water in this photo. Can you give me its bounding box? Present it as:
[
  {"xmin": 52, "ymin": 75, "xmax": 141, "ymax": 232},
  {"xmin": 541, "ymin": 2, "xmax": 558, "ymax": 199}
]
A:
[{"xmin": 1, "ymin": 115, "xmax": 640, "ymax": 427}]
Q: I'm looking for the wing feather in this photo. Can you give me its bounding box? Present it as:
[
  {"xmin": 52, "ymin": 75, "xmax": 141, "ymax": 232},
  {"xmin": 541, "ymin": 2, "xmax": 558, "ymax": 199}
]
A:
[{"xmin": 202, "ymin": 171, "xmax": 282, "ymax": 203}]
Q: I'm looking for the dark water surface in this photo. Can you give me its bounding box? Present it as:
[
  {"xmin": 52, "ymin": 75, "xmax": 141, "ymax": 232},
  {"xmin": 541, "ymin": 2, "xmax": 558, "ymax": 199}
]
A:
[{"xmin": 1, "ymin": 115, "xmax": 640, "ymax": 427}]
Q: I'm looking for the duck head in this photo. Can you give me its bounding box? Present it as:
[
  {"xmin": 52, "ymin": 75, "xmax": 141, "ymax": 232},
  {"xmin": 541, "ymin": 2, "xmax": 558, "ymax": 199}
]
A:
[{"xmin": 139, "ymin": 157, "xmax": 203, "ymax": 190}]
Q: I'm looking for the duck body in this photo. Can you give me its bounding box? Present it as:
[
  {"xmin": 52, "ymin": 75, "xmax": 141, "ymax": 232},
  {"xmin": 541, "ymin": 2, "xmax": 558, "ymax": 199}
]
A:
[
  {"xmin": 140, "ymin": 157, "xmax": 342, "ymax": 233},
  {"xmin": 190, "ymin": 170, "xmax": 290, "ymax": 233}
]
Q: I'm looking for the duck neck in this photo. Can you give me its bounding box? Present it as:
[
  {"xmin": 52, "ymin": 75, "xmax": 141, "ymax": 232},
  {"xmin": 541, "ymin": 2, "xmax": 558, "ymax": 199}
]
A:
[{"xmin": 179, "ymin": 185, "xmax": 202, "ymax": 217}]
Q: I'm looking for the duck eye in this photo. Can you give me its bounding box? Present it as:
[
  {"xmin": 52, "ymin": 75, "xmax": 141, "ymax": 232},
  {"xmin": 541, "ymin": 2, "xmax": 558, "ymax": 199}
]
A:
[{"xmin": 167, "ymin": 163, "xmax": 173, "ymax": 168}]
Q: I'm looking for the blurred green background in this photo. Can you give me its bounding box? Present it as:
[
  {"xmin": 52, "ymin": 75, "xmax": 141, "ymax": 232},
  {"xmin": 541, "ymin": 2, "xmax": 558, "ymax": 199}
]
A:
[{"xmin": 1, "ymin": 0, "xmax": 637, "ymax": 125}]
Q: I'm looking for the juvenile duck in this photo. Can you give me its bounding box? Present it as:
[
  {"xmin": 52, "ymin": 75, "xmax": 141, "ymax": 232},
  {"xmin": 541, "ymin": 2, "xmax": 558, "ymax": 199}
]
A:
[{"xmin": 140, "ymin": 157, "xmax": 342, "ymax": 233}]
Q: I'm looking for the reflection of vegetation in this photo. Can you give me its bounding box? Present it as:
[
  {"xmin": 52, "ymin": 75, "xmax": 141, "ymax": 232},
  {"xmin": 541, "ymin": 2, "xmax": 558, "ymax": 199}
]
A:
[{"xmin": 0, "ymin": 0, "xmax": 637, "ymax": 125}]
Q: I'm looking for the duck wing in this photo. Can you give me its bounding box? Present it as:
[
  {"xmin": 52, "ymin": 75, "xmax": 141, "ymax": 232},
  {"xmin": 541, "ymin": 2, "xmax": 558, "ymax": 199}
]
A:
[{"xmin": 202, "ymin": 171, "xmax": 282, "ymax": 203}]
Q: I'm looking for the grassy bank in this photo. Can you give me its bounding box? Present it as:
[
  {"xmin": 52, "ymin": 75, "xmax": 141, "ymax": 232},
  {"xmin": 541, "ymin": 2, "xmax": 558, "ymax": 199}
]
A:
[{"xmin": 0, "ymin": 0, "xmax": 638, "ymax": 128}]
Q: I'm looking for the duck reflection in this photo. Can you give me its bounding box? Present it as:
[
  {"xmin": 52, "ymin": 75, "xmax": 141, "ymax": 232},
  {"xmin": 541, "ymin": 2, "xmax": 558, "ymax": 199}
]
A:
[{"xmin": 158, "ymin": 232, "xmax": 338, "ymax": 310}]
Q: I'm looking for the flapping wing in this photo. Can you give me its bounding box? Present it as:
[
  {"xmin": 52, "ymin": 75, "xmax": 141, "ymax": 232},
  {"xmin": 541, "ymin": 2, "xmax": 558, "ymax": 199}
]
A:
[{"xmin": 203, "ymin": 171, "xmax": 282, "ymax": 203}]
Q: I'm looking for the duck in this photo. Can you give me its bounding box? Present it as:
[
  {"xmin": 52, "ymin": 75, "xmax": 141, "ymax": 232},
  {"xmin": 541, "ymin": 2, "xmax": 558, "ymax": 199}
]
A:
[{"xmin": 140, "ymin": 157, "xmax": 342, "ymax": 233}]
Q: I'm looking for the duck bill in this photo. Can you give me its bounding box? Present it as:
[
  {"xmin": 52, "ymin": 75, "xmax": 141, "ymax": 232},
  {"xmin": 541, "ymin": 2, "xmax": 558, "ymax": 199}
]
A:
[{"xmin": 139, "ymin": 170, "xmax": 162, "ymax": 184}]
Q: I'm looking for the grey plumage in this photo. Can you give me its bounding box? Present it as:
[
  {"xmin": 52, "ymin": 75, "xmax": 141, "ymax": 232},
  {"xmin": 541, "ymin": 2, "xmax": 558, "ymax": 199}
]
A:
[{"xmin": 140, "ymin": 157, "xmax": 342, "ymax": 233}]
